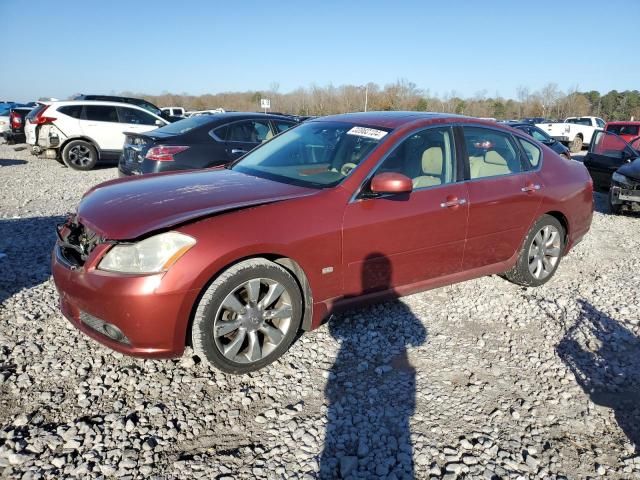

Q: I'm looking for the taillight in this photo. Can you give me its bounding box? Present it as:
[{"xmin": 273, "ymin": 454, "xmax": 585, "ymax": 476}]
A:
[
  {"xmin": 10, "ymin": 112, "xmax": 22, "ymax": 129},
  {"xmin": 30, "ymin": 105, "xmax": 56, "ymax": 125},
  {"xmin": 145, "ymin": 145, "xmax": 189, "ymax": 162}
]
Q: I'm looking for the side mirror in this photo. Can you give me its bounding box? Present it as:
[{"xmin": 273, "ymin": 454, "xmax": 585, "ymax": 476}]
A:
[
  {"xmin": 370, "ymin": 172, "xmax": 413, "ymax": 195},
  {"xmin": 155, "ymin": 119, "xmax": 164, "ymax": 127}
]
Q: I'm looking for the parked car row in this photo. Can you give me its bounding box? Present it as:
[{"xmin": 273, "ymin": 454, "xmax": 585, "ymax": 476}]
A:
[{"xmin": 23, "ymin": 95, "xmax": 299, "ymax": 172}]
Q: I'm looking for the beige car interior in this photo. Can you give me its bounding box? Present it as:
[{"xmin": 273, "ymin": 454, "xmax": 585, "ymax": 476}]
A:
[{"xmin": 469, "ymin": 150, "xmax": 511, "ymax": 178}]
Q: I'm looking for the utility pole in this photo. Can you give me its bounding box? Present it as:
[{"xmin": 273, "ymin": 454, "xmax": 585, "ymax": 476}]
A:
[{"xmin": 363, "ymin": 84, "xmax": 369, "ymax": 112}]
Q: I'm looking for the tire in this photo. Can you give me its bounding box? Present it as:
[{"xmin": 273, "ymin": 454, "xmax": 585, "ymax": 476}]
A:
[
  {"xmin": 191, "ymin": 258, "xmax": 303, "ymax": 374},
  {"xmin": 570, "ymin": 136, "xmax": 583, "ymax": 153},
  {"xmin": 608, "ymin": 189, "xmax": 623, "ymax": 215},
  {"xmin": 505, "ymin": 214, "xmax": 565, "ymax": 287},
  {"xmin": 62, "ymin": 140, "xmax": 98, "ymax": 171}
]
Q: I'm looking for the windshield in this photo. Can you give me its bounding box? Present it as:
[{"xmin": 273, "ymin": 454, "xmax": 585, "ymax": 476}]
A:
[
  {"xmin": 606, "ymin": 124, "xmax": 640, "ymax": 137},
  {"xmin": 153, "ymin": 115, "xmax": 213, "ymax": 135},
  {"xmin": 136, "ymin": 100, "xmax": 162, "ymax": 116},
  {"xmin": 232, "ymin": 121, "xmax": 390, "ymax": 188}
]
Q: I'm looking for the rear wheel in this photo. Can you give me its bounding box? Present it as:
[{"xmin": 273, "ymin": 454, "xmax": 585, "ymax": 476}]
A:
[
  {"xmin": 62, "ymin": 140, "xmax": 97, "ymax": 171},
  {"xmin": 570, "ymin": 135, "xmax": 583, "ymax": 153},
  {"xmin": 191, "ymin": 259, "xmax": 303, "ymax": 374},
  {"xmin": 505, "ymin": 215, "xmax": 565, "ymax": 287}
]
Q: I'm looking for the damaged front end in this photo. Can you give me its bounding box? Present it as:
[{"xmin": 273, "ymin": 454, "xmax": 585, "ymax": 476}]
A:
[
  {"xmin": 55, "ymin": 214, "xmax": 106, "ymax": 270},
  {"xmin": 610, "ymin": 171, "xmax": 640, "ymax": 212}
]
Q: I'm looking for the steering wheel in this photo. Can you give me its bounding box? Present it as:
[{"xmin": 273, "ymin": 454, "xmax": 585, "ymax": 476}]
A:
[{"xmin": 340, "ymin": 163, "xmax": 357, "ymax": 176}]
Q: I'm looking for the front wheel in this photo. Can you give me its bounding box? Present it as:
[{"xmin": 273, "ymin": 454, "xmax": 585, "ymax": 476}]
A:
[
  {"xmin": 505, "ymin": 215, "xmax": 565, "ymax": 287},
  {"xmin": 191, "ymin": 259, "xmax": 303, "ymax": 374}
]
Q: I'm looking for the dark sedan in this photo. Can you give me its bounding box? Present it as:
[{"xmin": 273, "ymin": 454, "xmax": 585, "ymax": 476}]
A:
[
  {"xmin": 505, "ymin": 122, "xmax": 571, "ymax": 159},
  {"xmin": 118, "ymin": 113, "xmax": 297, "ymax": 176}
]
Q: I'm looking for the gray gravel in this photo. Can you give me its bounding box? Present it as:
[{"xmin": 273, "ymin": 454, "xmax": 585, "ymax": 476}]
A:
[{"xmin": 1, "ymin": 142, "xmax": 639, "ymax": 479}]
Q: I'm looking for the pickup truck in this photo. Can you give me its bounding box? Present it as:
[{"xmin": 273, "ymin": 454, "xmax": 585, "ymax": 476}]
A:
[{"xmin": 536, "ymin": 116, "xmax": 605, "ymax": 152}]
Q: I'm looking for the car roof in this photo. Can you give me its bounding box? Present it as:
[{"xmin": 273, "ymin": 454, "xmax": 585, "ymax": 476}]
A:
[
  {"xmin": 310, "ymin": 111, "xmax": 491, "ymax": 129},
  {"xmin": 606, "ymin": 121, "xmax": 640, "ymax": 125},
  {"xmin": 49, "ymin": 100, "xmax": 161, "ymax": 112}
]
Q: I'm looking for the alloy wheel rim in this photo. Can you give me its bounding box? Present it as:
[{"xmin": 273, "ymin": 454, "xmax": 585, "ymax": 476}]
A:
[
  {"xmin": 528, "ymin": 225, "xmax": 562, "ymax": 280},
  {"xmin": 68, "ymin": 145, "xmax": 91, "ymax": 167},
  {"xmin": 213, "ymin": 278, "xmax": 292, "ymax": 364}
]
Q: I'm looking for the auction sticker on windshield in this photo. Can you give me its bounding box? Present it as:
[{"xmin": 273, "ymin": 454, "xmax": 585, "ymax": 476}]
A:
[{"xmin": 347, "ymin": 126, "xmax": 388, "ymax": 140}]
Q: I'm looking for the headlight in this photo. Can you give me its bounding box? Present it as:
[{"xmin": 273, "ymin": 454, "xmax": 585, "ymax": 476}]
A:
[
  {"xmin": 98, "ymin": 231, "xmax": 196, "ymax": 274},
  {"xmin": 612, "ymin": 172, "xmax": 632, "ymax": 185}
]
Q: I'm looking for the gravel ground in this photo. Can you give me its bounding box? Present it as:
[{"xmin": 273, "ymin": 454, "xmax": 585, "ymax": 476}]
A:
[{"xmin": 1, "ymin": 143, "xmax": 639, "ymax": 479}]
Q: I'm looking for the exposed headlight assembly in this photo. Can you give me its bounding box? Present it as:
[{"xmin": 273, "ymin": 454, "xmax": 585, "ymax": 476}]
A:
[
  {"xmin": 99, "ymin": 231, "xmax": 196, "ymax": 274},
  {"xmin": 612, "ymin": 172, "xmax": 632, "ymax": 186}
]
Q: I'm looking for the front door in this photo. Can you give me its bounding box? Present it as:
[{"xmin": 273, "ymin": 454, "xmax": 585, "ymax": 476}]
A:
[
  {"xmin": 461, "ymin": 126, "xmax": 543, "ymax": 270},
  {"xmin": 342, "ymin": 126, "xmax": 468, "ymax": 295},
  {"xmin": 584, "ymin": 130, "xmax": 636, "ymax": 189}
]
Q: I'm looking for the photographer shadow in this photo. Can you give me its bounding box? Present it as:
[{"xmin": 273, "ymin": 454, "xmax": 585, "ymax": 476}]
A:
[
  {"xmin": 557, "ymin": 299, "xmax": 640, "ymax": 450},
  {"xmin": 319, "ymin": 253, "xmax": 427, "ymax": 479}
]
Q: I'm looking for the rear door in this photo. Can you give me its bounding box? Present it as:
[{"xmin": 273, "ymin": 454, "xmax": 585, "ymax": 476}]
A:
[
  {"xmin": 584, "ymin": 130, "xmax": 636, "ymax": 189},
  {"xmin": 214, "ymin": 119, "xmax": 273, "ymax": 160},
  {"xmin": 81, "ymin": 105, "xmax": 122, "ymax": 150},
  {"xmin": 462, "ymin": 126, "xmax": 543, "ymax": 270}
]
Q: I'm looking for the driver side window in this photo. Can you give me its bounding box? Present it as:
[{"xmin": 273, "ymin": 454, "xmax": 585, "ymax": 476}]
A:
[{"xmin": 375, "ymin": 127, "xmax": 456, "ymax": 189}]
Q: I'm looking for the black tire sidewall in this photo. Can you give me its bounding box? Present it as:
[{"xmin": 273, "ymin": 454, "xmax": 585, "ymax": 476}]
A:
[
  {"xmin": 193, "ymin": 261, "xmax": 303, "ymax": 374},
  {"xmin": 516, "ymin": 215, "xmax": 565, "ymax": 287},
  {"xmin": 62, "ymin": 140, "xmax": 97, "ymax": 171}
]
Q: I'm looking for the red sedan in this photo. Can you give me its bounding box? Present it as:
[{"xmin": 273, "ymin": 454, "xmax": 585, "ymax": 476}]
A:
[{"xmin": 53, "ymin": 112, "xmax": 593, "ymax": 373}]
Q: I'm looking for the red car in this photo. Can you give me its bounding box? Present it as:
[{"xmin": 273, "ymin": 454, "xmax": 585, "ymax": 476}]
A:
[
  {"xmin": 53, "ymin": 113, "xmax": 593, "ymax": 373},
  {"xmin": 605, "ymin": 121, "xmax": 640, "ymax": 143}
]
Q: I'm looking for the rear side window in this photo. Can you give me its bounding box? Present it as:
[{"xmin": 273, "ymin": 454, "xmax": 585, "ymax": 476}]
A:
[
  {"xmin": 463, "ymin": 127, "xmax": 522, "ymax": 179},
  {"xmin": 566, "ymin": 117, "xmax": 592, "ymax": 126},
  {"xmin": 117, "ymin": 107, "xmax": 157, "ymax": 125},
  {"xmin": 212, "ymin": 124, "xmax": 230, "ymax": 141},
  {"xmin": 58, "ymin": 105, "xmax": 82, "ymax": 119},
  {"xmin": 227, "ymin": 120, "xmax": 272, "ymax": 143},
  {"xmin": 84, "ymin": 105, "xmax": 118, "ymax": 123},
  {"xmin": 518, "ymin": 138, "xmax": 542, "ymax": 168}
]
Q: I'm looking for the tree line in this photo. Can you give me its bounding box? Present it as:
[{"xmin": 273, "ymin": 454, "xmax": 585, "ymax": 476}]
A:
[{"xmin": 121, "ymin": 80, "xmax": 640, "ymax": 121}]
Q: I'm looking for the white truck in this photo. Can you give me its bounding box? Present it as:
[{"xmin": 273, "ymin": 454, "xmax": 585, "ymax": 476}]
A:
[{"xmin": 536, "ymin": 116, "xmax": 605, "ymax": 152}]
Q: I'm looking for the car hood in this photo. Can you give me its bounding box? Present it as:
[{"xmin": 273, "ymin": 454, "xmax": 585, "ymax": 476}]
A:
[
  {"xmin": 77, "ymin": 168, "xmax": 318, "ymax": 239},
  {"xmin": 617, "ymin": 157, "xmax": 640, "ymax": 182}
]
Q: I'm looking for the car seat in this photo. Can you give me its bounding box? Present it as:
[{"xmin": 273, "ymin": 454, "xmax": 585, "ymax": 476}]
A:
[{"xmin": 413, "ymin": 147, "xmax": 443, "ymax": 188}]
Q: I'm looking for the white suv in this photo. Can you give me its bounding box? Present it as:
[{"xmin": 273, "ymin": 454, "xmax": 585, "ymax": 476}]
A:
[{"xmin": 26, "ymin": 100, "xmax": 169, "ymax": 170}]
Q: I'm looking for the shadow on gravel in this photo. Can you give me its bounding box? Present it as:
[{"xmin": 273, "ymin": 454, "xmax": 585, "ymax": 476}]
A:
[
  {"xmin": 557, "ymin": 299, "xmax": 640, "ymax": 450},
  {"xmin": 0, "ymin": 216, "xmax": 63, "ymax": 305},
  {"xmin": 0, "ymin": 159, "xmax": 27, "ymax": 167},
  {"xmin": 319, "ymin": 253, "xmax": 427, "ymax": 479}
]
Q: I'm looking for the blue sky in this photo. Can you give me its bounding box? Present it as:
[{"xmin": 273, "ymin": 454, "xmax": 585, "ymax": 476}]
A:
[{"xmin": 2, "ymin": 0, "xmax": 638, "ymax": 101}]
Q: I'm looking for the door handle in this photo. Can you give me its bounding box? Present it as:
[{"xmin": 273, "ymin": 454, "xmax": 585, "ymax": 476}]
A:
[
  {"xmin": 521, "ymin": 184, "xmax": 541, "ymax": 193},
  {"xmin": 440, "ymin": 198, "xmax": 467, "ymax": 208},
  {"xmin": 231, "ymin": 148, "xmax": 247, "ymax": 155}
]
